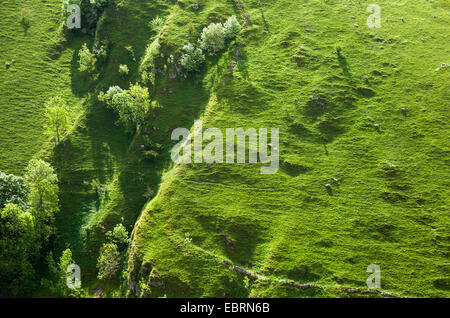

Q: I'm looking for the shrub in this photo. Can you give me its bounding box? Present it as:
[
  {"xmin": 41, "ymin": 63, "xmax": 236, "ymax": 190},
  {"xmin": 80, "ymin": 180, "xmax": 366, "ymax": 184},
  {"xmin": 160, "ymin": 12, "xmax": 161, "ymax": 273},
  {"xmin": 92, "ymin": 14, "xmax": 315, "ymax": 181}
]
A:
[
  {"xmin": 199, "ymin": 22, "xmax": 226, "ymax": 54},
  {"xmin": 106, "ymin": 223, "xmax": 129, "ymax": 247},
  {"xmin": 97, "ymin": 243, "xmax": 120, "ymax": 281},
  {"xmin": 119, "ymin": 64, "xmax": 129, "ymax": 75},
  {"xmin": 140, "ymin": 39, "xmax": 161, "ymax": 73},
  {"xmin": 20, "ymin": 8, "xmax": 32, "ymax": 26},
  {"xmin": 149, "ymin": 16, "xmax": 165, "ymax": 33},
  {"xmin": 100, "ymin": 85, "xmax": 123, "ymax": 103},
  {"xmin": 180, "ymin": 43, "xmax": 205, "ymax": 72},
  {"xmin": 224, "ymin": 15, "xmax": 241, "ymax": 40},
  {"xmin": 78, "ymin": 43, "xmax": 96, "ymax": 73}
]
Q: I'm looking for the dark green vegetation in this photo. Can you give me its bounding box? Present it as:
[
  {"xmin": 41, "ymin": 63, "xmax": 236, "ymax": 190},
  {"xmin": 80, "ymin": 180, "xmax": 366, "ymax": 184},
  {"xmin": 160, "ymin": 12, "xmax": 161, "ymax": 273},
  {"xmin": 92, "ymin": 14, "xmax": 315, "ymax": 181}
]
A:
[{"xmin": 0, "ymin": 0, "xmax": 449, "ymax": 298}]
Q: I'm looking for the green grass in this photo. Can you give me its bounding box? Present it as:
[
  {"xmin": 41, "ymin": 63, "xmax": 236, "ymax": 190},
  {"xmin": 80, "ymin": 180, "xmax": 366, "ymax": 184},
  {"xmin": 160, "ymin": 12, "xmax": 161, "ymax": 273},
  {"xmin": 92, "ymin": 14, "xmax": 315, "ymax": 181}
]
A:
[
  {"xmin": 1, "ymin": 0, "xmax": 449, "ymax": 297},
  {"xmin": 0, "ymin": 0, "xmax": 85, "ymax": 174},
  {"xmin": 131, "ymin": 0, "xmax": 450, "ymax": 297}
]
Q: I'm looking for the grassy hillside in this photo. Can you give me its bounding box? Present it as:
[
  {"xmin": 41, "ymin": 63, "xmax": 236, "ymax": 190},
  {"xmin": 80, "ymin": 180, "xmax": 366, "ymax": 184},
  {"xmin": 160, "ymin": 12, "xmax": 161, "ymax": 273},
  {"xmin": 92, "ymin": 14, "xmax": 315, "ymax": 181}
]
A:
[
  {"xmin": 0, "ymin": 0, "xmax": 85, "ymax": 174},
  {"xmin": 0, "ymin": 0, "xmax": 448, "ymax": 298},
  {"xmin": 129, "ymin": 0, "xmax": 450, "ymax": 297}
]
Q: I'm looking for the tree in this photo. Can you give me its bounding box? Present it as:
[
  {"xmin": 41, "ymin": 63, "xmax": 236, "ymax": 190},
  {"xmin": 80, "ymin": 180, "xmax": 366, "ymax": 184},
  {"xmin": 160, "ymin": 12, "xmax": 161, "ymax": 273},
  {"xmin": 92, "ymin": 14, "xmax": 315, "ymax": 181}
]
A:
[
  {"xmin": 44, "ymin": 96, "xmax": 70, "ymax": 144},
  {"xmin": 78, "ymin": 43, "xmax": 96, "ymax": 73},
  {"xmin": 97, "ymin": 243, "xmax": 120, "ymax": 281},
  {"xmin": 0, "ymin": 203, "xmax": 38, "ymax": 296},
  {"xmin": 180, "ymin": 43, "xmax": 205, "ymax": 72},
  {"xmin": 224, "ymin": 15, "xmax": 241, "ymax": 40},
  {"xmin": 199, "ymin": 23, "xmax": 226, "ymax": 54},
  {"xmin": 126, "ymin": 83, "xmax": 151, "ymax": 130},
  {"xmin": 57, "ymin": 248, "xmax": 82, "ymax": 297},
  {"xmin": 0, "ymin": 171, "xmax": 28, "ymax": 210},
  {"xmin": 100, "ymin": 84, "xmax": 151, "ymax": 131},
  {"xmin": 25, "ymin": 159, "xmax": 59, "ymax": 241}
]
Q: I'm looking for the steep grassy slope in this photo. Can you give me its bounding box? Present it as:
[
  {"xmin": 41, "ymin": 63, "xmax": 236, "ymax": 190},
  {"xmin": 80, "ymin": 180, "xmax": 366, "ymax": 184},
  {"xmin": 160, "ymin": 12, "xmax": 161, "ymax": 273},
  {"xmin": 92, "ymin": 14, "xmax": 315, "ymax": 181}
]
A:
[
  {"xmin": 0, "ymin": 0, "xmax": 85, "ymax": 174},
  {"xmin": 129, "ymin": 0, "xmax": 450, "ymax": 297},
  {"xmin": 0, "ymin": 0, "xmax": 448, "ymax": 298}
]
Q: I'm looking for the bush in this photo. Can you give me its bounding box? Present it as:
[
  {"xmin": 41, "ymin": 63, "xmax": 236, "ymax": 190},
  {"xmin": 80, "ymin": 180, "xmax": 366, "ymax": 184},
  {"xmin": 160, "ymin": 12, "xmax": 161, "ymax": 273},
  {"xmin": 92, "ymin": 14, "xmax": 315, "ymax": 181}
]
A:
[
  {"xmin": 199, "ymin": 23, "xmax": 226, "ymax": 54},
  {"xmin": 97, "ymin": 243, "xmax": 120, "ymax": 281},
  {"xmin": 20, "ymin": 8, "xmax": 32, "ymax": 26},
  {"xmin": 99, "ymin": 85, "xmax": 123, "ymax": 104},
  {"xmin": 224, "ymin": 15, "xmax": 241, "ymax": 40},
  {"xmin": 78, "ymin": 43, "xmax": 96, "ymax": 73},
  {"xmin": 149, "ymin": 16, "xmax": 165, "ymax": 33},
  {"xmin": 119, "ymin": 64, "xmax": 129, "ymax": 75},
  {"xmin": 106, "ymin": 223, "xmax": 129, "ymax": 248},
  {"xmin": 180, "ymin": 43, "xmax": 205, "ymax": 72}
]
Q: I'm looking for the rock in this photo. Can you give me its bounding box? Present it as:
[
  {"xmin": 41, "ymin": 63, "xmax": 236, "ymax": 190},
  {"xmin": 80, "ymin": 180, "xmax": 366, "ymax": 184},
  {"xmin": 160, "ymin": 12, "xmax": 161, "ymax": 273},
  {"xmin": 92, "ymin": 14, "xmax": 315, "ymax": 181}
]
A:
[
  {"xmin": 280, "ymin": 281, "xmax": 316, "ymax": 289},
  {"xmin": 5, "ymin": 62, "xmax": 10, "ymax": 69},
  {"xmin": 325, "ymin": 183, "xmax": 331, "ymax": 188},
  {"xmin": 11, "ymin": 59, "xmax": 16, "ymax": 64},
  {"xmin": 81, "ymin": 28, "xmax": 87, "ymax": 34},
  {"xmin": 93, "ymin": 286, "xmax": 104, "ymax": 298},
  {"xmin": 401, "ymin": 17, "xmax": 405, "ymax": 22},
  {"xmin": 192, "ymin": 4, "xmax": 201, "ymax": 11},
  {"xmin": 354, "ymin": 23, "xmax": 359, "ymax": 27}
]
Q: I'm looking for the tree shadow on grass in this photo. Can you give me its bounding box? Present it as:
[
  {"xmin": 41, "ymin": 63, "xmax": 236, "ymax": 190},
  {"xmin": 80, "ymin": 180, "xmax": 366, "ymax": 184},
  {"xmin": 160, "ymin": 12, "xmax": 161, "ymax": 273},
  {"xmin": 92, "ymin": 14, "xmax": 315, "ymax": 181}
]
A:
[{"xmin": 337, "ymin": 54, "xmax": 350, "ymax": 77}]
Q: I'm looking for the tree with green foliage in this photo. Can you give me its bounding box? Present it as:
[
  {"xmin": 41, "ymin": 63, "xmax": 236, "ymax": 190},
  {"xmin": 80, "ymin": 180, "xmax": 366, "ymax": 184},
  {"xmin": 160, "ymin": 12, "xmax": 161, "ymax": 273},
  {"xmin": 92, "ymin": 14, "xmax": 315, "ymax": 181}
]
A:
[
  {"xmin": 106, "ymin": 223, "xmax": 129, "ymax": 248},
  {"xmin": 224, "ymin": 15, "xmax": 241, "ymax": 40},
  {"xmin": 0, "ymin": 171, "xmax": 28, "ymax": 210},
  {"xmin": 199, "ymin": 22, "xmax": 226, "ymax": 54},
  {"xmin": 57, "ymin": 248, "xmax": 82, "ymax": 297},
  {"xmin": 180, "ymin": 43, "xmax": 205, "ymax": 72},
  {"xmin": 99, "ymin": 83, "xmax": 151, "ymax": 131},
  {"xmin": 126, "ymin": 83, "xmax": 151, "ymax": 129},
  {"xmin": 97, "ymin": 243, "xmax": 120, "ymax": 281},
  {"xmin": 25, "ymin": 159, "xmax": 59, "ymax": 241},
  {"xmin": 78, "ymin": 43, "xmax": 96, "ymax": 73},
  {"xmin": 44, "ymin": 96, "xmax": 70, "ymax": 144},
  {"xmin": 0, "ymin": 203, "xmax": 39, "ymax": 296}
]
